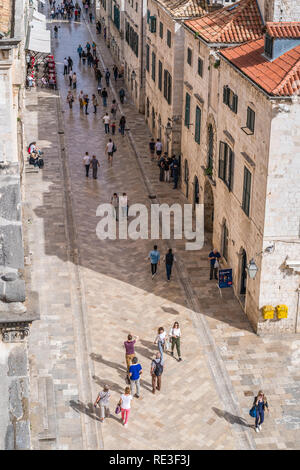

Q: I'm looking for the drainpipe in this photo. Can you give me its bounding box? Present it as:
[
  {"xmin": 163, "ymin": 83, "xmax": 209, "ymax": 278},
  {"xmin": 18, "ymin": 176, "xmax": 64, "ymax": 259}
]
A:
[{"xmin": 295, "ymin": 287, "xmax": 300, "ymax": 333}]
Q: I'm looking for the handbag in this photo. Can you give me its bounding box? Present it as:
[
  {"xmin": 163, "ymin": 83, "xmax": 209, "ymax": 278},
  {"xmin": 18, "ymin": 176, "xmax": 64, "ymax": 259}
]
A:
[
  {"xmin": 214, "ymin": 259, "xmax": 219, "ymax": 269},
  {"xmin": 115, "ymin": 404, "xmax": 121, "ymax": 414},
  {"xmin": 249, "ymin": 406, "xmax": 257, "ymax": 418}
]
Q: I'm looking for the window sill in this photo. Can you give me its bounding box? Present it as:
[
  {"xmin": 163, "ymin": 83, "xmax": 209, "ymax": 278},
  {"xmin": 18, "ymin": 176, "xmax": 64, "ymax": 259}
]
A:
[{"xmin": 241, "ymin": 126, "xmax": 254, "ymax": 136}]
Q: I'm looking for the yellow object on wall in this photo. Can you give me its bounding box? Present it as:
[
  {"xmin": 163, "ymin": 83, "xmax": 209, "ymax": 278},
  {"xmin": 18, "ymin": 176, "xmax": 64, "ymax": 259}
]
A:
[
  {"xmin": 262, "ymin": 305, "xmax": 275, "ymax": 320},
  {"xmin": 276, "ymin": 305, "xmax": 288, "ymax": 319}
]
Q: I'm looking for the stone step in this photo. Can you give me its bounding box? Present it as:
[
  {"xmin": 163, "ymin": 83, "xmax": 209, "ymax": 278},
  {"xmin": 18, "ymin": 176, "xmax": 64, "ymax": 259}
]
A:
[{"xmin": 38, "ymin": 376, "xmax": 57, "ymax": 441}]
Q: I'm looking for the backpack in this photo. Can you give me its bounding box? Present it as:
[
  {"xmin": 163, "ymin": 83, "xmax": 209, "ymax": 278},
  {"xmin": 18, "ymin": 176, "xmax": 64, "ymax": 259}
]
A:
[
  {"xmin": 154, "ymin": 359, "xmax": 163, "ymax": 377},
  {"xmin": 112, "ymin": 143, "xmax": 117, "ymax": 153}
]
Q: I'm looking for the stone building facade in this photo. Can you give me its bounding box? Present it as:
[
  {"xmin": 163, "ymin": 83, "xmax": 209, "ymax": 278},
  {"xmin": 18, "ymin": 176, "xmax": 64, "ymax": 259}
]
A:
[
  {"xmin": 181, "ymin": 2, "xmax": 300, "ymax": 334},
  {"xmin": 145, "ymin": 0, "xmax": 208, "ymax": 155}
]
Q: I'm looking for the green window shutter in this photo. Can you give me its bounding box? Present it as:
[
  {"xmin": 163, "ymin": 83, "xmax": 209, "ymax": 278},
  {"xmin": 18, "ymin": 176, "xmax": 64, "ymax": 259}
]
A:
[
  {"xmin": 152, "ymin": 52, "xmax": 156, "ymax": 81},
  {"xmin": 195, "ymin": 106, "xmax": 201, "ymax": 144},
  {"xmin": 232, "ymin": 93, "xmax": 238, "ymax": 113},
  {"xmin": 228, "ymin": 150, "xmax": 234, "ymax": 190},
  {"xmin": 247, "ymin": 107, "xmax": 255, "ymax": 132},
  {"xmin": 147, "ymin": 9, "xmax": 150, "ymax": 23},
  {"xmin": 146, "ymin": 45, "xmax": 150, "ymax": 72},
  {"xmin": 167, "ymin": 73, "xmax": 172, "ymax": 105},
  {"xmin": 159, "ymin": 22, "xmax": 163, "ymax": 39},
  {"xmin": 242, "ymin": 167, "xmax": 251, "ymax": 215},
  {"xmin": 184, "ymin": 93, "xmax": 190, "ymax": 128},
  {"xmin": 198, "ymin": 58, "xmax": 203, "ymax": 76},
  {"xmin": 150, "ymin": 16, "xmax": 156, "ymax": 33},
  {"xmin": 158, "ymin": 61, "xmax": 162, "ymax": 91},
  {"xmin": 163, "ymin": 70, "xmax": 167, "ymax": 99},
  {"xmin": 223, "ymin": 86, "xmax": 228, "ymax": 104},
  {"xmin": 219, "ymin": 142, "xmax": 226, "ymax": 180},
  {"xmin": 167, "ymin": 30, "xmax": 171, "ymax": 47}
]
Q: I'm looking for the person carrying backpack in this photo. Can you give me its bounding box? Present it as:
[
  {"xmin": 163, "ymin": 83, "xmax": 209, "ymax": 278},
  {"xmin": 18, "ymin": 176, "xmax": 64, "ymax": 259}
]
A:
[
  {"xmin": 151, "ymin": 352, "xmax": 164, "ymax": 394},
  {"xmin": 164, "ymin": 248, "xmax": 176, "ymax": 281}
]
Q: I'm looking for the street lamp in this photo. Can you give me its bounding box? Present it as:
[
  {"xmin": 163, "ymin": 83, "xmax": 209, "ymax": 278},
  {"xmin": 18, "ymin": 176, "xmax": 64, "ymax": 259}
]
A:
[
  {"xmin": 165, "ymin": 121, "xmax": 172, "ymax": 137},
  {"xmin": 247, "ymin": 258, "xmax": 258, "ymax": 280}
]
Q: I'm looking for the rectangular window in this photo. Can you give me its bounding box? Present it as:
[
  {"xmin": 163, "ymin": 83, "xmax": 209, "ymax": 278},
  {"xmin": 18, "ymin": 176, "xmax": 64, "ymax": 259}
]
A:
[
  {"xmin": 187, "ymin": 48, "xmax": 192, "ymax": 66},
  {"xmin": 246, "ymin": 107, "xmax": 255, "ymax": 133},
  {"xmin": 167, "ymin": 30, "xmax": 171, "ymax": 48},
  {"xmin": 223, "ymin": 86, "xmax": 238, "ymax": 113},
  {"xmin": 150, "ymin": 16, "xmax": 156, "ymax": 33},
  {"xmin": 163, "ymin": 70, "xmax": 172, "ymax": 105},
  {"xmin": 198, "ymin": 57, "xmax": 203, "ymax": 77},
  {"xmin": 195, "ymin": 106, "xmax": 201, "ymax": 144},
  {"xmin": 146, "ymin": 44, "xmax": 150, "ymax": 72},
  {"xmin": 147, "ymin": 9, "xmax": 150, "ymax": 23},
  {"xmin": 218, "ymin": 141, "xmax": 234, "ymax": 190},
  {"xmin": 184, "ymin": 93, "xmax": 191, "ymax": 128},
  {"xmin": 242, "ymin": 167, "xmax": 252, "ymax": 216},
  {"xmin": 152, "ymin": 52, "xmax": 156, "ymax": 81},
  {"xmin": 158, "ymin": 60, "xmax": 162, "ymax": 91},
  {"xmin": 159, "ymin": 22, "xmax": 163, "ymax": 39}
]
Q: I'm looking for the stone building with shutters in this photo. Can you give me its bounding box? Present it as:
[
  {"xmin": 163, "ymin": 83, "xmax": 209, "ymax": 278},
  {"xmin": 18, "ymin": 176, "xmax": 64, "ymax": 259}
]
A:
[
  {"xmin": 181, "ymin": 0, "xmax": 300, "ymax": 334},
  {"xmin": 96, "ymin": 0, "xmax": 125, "ymax": 66},
  {"xmin": 145, "ymin": 0, "xmax": 209, "ymax": 155}
]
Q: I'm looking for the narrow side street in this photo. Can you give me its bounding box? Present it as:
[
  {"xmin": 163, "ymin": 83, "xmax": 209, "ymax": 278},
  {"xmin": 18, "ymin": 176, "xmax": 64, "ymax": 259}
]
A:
[{"xmin": 25, "ymin": 7, "xmax": 300, "ymax": 450}]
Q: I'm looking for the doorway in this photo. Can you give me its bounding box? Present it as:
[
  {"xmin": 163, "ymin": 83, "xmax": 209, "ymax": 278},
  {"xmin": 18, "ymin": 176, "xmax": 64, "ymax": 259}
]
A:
[
  {"xmin": 204, "ymin": 180, "xmax": 214, "ymax": 238},
  {"xmin": 194, "ymin": 176, "xmax": 199, "ymax": 208},
  {"xmin": 240, "ymin": 249, "xmax": 247, "ymax": 296}
]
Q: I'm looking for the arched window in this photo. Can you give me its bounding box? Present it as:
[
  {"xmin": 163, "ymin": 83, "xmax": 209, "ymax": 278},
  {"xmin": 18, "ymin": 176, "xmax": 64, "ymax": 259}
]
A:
[
  {"xmin": 221, "ymin": 220, "xmax": 228, "ymax": 261},
  {"xmin": 207, "ymin": 124, "xmax": 214, "ymax": 170}
]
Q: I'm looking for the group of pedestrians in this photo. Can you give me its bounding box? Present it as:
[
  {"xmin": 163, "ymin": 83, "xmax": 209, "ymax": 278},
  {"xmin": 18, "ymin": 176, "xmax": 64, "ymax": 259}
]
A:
[
  {"xmin": 50, "ymin": 0, "xmax": 82, "ymax": 22},
  {"xmin": 148, "ymin": 245, "xmax": 176, "ymax": 282},
  {"xmin": 82, "ymin": 151, "xmax": 100, "ymax": 179}
]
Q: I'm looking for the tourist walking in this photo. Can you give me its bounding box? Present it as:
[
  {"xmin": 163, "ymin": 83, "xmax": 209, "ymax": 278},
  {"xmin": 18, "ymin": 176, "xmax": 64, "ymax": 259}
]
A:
[
  {"xmin": 169, "ymin": 322, "xmax": 182, "ymax": 361},
  {"xmin": 148, "ymin": 245, "xmax": 160, "ymax": 279},
  {"xmin": 105, "ymin": 68, "xmax": 110, "ymax": 86},
  {"xmin": 78, "ymin": 90, "xmax": 84, "ymax": 110},
  {"xmin": 92, "ymin": 94, "xmax": 98, "ymax": 114},
  {"xmin": 118, "ymin": 387, "xmax": 133, "ymax": 427},
  {"xmin": 111, "ymin": 121, "xmax": 116, "ymax": 135},
  {"xmin": 155, "ymin": 139, "xmax": 163, "ymax": 159},
  {"xmin": 103, "ymin": 113, "xmax": 110, "ymax": 134},
  {"xmin": 208, "ymin": 248, "xmax": 221, "ymax": 280},
  {"xmin": 90, "ymin": 155, "xmax": 100, "ymax": 179},
  {"xmin": 151, "ymin": 352, "xmax": 164, "ymax": 394},
  {"xmin": 113, "ymin": 64, "xmax": 118, "ymax": 81},
  {"xmin": 164, "ymin": 248, "xmax": 175, "ymax": 281},
  {"xmin": 163, "ymin": 157, "xmax": 170, "ymax": 182},
  {"xmin": 111, "ymin": 193, "xmax": 119, "ymax": 221},
  {"xmin": 149, "ymin": 138, "xmax": 155, "ymax": 160},
  {"xmin": 68, "ymin": 56, "xmax": 73, "ymax": 73},
  {"xmin": 111, "ymin": 100, "xmax": 117, "ymax": 119},
  {"xmin": 77, "ymin": 44, "xmax": 83, "ymax": 60},
  {"xmin": 101, "ymin": 88, "xmax": 108, "ymax": 107},
  {"xmin": 66, "ymin": 90, "xmax": 74, "ymax": 109},
  {"xmin": 154, "ymin": 327, "xmax": 167, "ymax": 359},
  {"xmin": 119, "ymin": 193, "xmax": 128, "ymax": 218},
  {"xmin": 92, "ymin": 42, "xmax": 97, "ymax": 57},
  {"xmin": 72, "ymin": 72, "xmax": 77, "ymax": 89},
  {"xmin": 124, "ymin": 334, "xmax": 139, "ymax": 372},
  {"xmin": 129, "ymin": 357, "xmax": 142, "ymax": 398},
  {"xmin": 83, "ymin": 94, "xmax": 89, "ymax": 115},
  {"xmin": 172, "ymin": 157, "xmax": 179, "ymax": 189},
  {"xmin": 94, "ymin": 385, "xmax": 111, "ymax": 423},
  {"xmin": 119, "ymin": 115, "xmax": 126, "ymax": 136},
  {"xmin": 119, "ymin": 87, "xmax": 125, "ymax": 104},
  {"xmin": 83, "ymin": 152, "xmax": 90, "ymax": 177},
  {"xmin": 158, "ymin": 154, "xmax": 165, "ymax": 182},
  {"xmin": 105, "ymin": 138, "xmax": 114, "ymax": 166},
  {"xmin": 68, "ymin": 69, "xmax": 73, "ymax": 87},
  {"xmin": 63, "ymin": 57, "xmax": 68, "ymax": 75},
  {"xmin": 82, "ymin": 50, "xmax": 87, "ymax": 65},
  {"xmin": 54, "ymin": 25, "xmax": 58, "ymax": 38},
  {"xmin": 252, "ymin": 391, "xmax": 269, "ymax": 433}
]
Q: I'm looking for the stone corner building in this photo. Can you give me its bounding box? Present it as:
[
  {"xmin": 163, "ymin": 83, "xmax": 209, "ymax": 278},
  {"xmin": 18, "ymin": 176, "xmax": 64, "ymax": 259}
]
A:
[
  {"xmin": 181, "ymin": 0, "xmax": 300, "ymax": 334},
  {"xmin": 0, "ymin": 0, "xmax": 39, "ymax": 450}
]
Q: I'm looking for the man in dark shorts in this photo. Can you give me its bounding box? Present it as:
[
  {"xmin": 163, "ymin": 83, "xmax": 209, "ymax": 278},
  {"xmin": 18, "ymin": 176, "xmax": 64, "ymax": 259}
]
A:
[
  {"xmin": 149, "ymin": 138, "xmax": 155, "ymax": 160},
  {"xmin": 155, "ymin": 139, "xmax": 163, "ymax": 159}
]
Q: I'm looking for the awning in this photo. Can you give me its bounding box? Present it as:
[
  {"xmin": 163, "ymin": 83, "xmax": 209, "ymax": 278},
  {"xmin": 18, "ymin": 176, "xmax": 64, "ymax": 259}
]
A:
[
  {"xmin": 27, "ymin": 26, "xmax": 51, "ymax": 53},
  {"xmin": 32, "ymin": 10, "xmax": 47, "ymax": 22}
]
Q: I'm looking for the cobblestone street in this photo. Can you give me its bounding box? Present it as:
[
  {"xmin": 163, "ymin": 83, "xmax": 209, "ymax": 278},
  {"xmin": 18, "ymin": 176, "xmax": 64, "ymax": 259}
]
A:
[{"xmin": 25, "ymin": 9, "xmax": 300, "ymax": 450}]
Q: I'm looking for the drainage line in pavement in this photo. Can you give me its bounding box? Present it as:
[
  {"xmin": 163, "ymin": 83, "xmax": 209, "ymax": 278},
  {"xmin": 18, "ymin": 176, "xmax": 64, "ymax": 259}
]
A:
[{"xmin": 85, "ymin": 16, "xmax": 256, "ymax": 451}]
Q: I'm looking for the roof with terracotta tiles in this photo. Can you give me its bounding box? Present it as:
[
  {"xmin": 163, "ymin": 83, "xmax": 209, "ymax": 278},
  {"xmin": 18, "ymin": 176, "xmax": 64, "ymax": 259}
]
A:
[
  {"xmin": 156, "ymin": 0, "xmax": 208, "ymax": 19},
  {"xmin": 220, "ymin": 38, "xmax": 300, "ymax": 96},
  {"xmin": 184, "ymin": 0, "xmax": 263, "ymax": 44},
  {"xmin": 265, "ymin": 22, "xmax": 300, "ymax": 39}
]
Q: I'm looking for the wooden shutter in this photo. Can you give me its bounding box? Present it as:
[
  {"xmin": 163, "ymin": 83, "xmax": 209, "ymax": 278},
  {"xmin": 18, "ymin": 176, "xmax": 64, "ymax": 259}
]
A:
[
  {"xmin": 229, "ymin": 149, "xmax": 234, "ymax": 191},
  {"xmin": 146, "ymin": 45, "xmax": 150, "ymax": 71},
  {"xmin": 223, "ymin": 86, "xmax": 228, "ymax": 104},
  {"xmin": 242, "ymin": 167, "xmax": 251, "ymax": 215},
  {"xmin": 195, "ymin": 106, "xmax": 201, "ymax": 144},
  {"xmin": 163, "ymin": 70, "xmax": 167, "ymax": 99},
  {"xmin": 219, "ymin": 142, "xmax": 226, "ymax": 180},
  {"xmin": 158, "ymin": 61, "xmax": 162, "ymax": 91},
  {"xmin": 167, "ymin": 73, "xmax": 172, "ymax": 104},
  {"xmin": 232, "ymin": 94, "xmax": 238, "ymax": 113},
  {"xmin": 185, "ymin": 93, "xmax": 190, "ymax": 128}
]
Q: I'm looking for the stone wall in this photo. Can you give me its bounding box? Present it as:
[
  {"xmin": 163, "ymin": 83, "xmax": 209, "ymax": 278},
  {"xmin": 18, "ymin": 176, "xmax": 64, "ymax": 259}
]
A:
[
  {"xmin": 257, "ymin": 0, "xmax": 300, "ymax": 22},
  {"xmin": 258, "ymin": 100, "xmax": 300, "ymax": 334},
  {"xmin": 0, "ymin": 0, "xmax": 12, "ymax": 36}
]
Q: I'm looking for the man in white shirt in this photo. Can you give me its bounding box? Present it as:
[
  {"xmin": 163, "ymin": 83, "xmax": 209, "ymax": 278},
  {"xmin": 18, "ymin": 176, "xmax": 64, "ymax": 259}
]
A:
[
  {"xmin": 119, "ymin": 192, "xmax": 128, "ymax": 218},
  {"xmin": 105, "ymin": 139, "xmax": 114, "ymax": 166},
  {"xmin": 103, "ymin": 113, "xmax": 110, "ymax": 134},
  {"xmin": 83, "ymin": 152, "xmax": 91, "ymax": 177},
  {"xmin": 63, "ymin": 57, "xmax": 68, "ymax": 75}
]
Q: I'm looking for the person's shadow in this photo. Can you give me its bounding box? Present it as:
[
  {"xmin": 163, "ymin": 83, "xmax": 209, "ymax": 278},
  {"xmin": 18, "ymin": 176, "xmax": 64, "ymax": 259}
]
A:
[
  {"xmin": 92, "ymin": 375, "xmax": 123, "ymax": 394},
  {"xmin": 212, "ymin": 407, "xmax": 253, "ymax": 428},
  {"xmin": 69, "ymin": 399, "xmax": 100, "ymax": 421}
]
